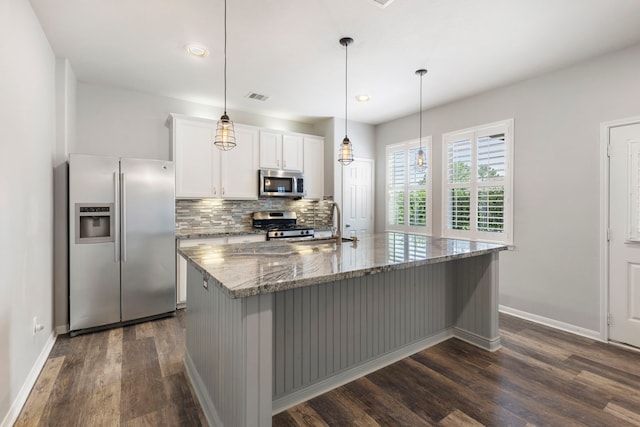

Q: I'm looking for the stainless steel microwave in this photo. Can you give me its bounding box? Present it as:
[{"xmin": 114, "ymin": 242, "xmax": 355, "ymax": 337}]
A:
[{"xmin": 259, "ymin": 169, "xmax": 305, "ymax": 197}]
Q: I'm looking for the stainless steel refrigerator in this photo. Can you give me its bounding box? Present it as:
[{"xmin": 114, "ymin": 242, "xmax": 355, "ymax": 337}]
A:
[{"xmin": 69, "ymin": 154, "xmax": 176, "ymax": 333}]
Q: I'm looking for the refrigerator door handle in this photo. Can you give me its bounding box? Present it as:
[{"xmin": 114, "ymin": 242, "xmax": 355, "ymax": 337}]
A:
[
  {"xmin": 114, "ymin": 171, "xmax": 120, "ymax": 262},
  {"xmin": 121, "ymin": 172, "xmax": 127, "ymax": 262}
]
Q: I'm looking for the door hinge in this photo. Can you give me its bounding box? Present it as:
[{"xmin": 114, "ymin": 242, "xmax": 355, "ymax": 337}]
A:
[{"xmin": 607, "ymin": 313, "xmax": 612, "ymax": 326}]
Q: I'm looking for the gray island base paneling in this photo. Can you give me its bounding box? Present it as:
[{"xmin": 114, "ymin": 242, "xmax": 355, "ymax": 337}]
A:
[{"xmin": 181, "ymin": 233, "xmax": 507, "ymax": 427}]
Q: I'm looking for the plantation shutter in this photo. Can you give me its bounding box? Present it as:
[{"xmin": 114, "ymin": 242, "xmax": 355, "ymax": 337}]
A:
[
  {"xmin": 443, "ymin": 119, "xmax": 513, "ymax": 244},
  {"xmin": 476, "ymin": 132, "xmax": 505, "ymax": 233},
  {"xmin": 387, "ymin": 148, "xmax": 405, "ymax": 226},
  {"xmin": 386, "ymin": 139, "xmax": 432, "ymax": 234},
  {"xmin": 446, "ymin": 134, "xmax": 472, "ymax": 231}
]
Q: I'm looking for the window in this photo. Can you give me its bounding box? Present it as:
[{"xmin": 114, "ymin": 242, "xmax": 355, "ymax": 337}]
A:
[
  {"xmin": 443, "ymin": 119, "xmax": 513, "ymax": 244},
  {"xmin": 386, "ymin": 138, "xmax": 432, "ymax": 235}
]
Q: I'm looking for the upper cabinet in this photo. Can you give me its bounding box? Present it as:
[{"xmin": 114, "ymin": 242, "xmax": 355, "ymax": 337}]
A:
[
  {"xmin": 221, "ymin": 124, "xmax": 259, "ymax": 199},
  {"xmin": 259, "ymin": 130, "xmax": 303, "ymax": 172},
  {"xmin": 282, "ymin": 134, "xmax": 304, "ymax": 172},
  {"xmin": 172, "ymin": 115, "xmax": 219, "ymax": 198},
  {"xmin": 171, "ymin": 113, "xmax": 323, "ymax": 200},
  {"xmin": 171, "ymin": 114, "xmax": 259, "ymax": 200},
  {"xmin": 303, "ymin": 136, "xmax": 324, "ymax": 200}
]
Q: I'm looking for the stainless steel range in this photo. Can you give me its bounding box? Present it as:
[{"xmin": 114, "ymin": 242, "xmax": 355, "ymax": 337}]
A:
[{"xmin": 252, "ymin": 211, "xmax": 315, "ymax": 240}]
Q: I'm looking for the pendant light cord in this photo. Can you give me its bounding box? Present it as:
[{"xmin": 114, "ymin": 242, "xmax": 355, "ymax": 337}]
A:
[
  {"xmin": 419, "ymin": 72, "xmax": 422, "ymax": 149},
  {"xmin": 344, "ymin": 42, "xmax": 348, "ymax": 137},
  {"xmin": 223, "ymin": 0, "xmax": 228, "ymax": 115}
]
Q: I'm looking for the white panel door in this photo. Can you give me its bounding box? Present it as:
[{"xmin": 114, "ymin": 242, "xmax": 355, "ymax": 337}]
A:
[
  {"xmin": 342, "ymin": 158, "xmax": 374, "ymax": 237},
  {"xmin": 609, "ymin": 122, "xmax": 640, "ymax": 347}
]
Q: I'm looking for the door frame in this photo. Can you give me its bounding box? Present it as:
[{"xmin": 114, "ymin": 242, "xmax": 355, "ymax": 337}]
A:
[{"xmin": 600, "ymin": 115, "xmax": 640, "ymax": 342}]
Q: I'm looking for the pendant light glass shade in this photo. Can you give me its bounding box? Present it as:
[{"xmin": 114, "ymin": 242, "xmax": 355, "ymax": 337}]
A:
[
  {"xmin": 338, "ymin": 37, "xmax": 354, "ymax": 166},
  {"xmin": 214, "ymin": 0, "xmax": 236, "ymax": 151},
  {"xmin": 215, "ymin": 113, "xmax": 236, "ymax": 150},
  {"xmin": 415, "ymin": 68, "xmax": 428, "ymax": 168},
  {"xmin": 338, "ymin": 136, "xmax": 354, "ymax": 165}
]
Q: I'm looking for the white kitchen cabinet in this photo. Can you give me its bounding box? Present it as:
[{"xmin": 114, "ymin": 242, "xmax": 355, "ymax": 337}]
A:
[
  {"xmin": 282, "ymin": 134, "xmax": 303, "ymax": 172},
  {"xmin": 221, "ymin": 124, "xmax": 259, "ymax": 199},
  {"xmin": 259, "ymin": 130, "xmax": 303, "ymax": 172},
  {"xmin": 172, "ymin": 115, "xmax": 219, "ymax": 198},
  {"xmin": 303, "ymin": 136, "xmax": 324, "ymax": 200},
  {"xmin": 171, "ymin": 114, "xmax": 259, "ymax": 199},
  {"xmin": 259, "ymin": 130, "xmax": 281, "ymax": 170},
  {"xmin": 176, "ymin": 233, "xmax": 265, "ymax": 305}
]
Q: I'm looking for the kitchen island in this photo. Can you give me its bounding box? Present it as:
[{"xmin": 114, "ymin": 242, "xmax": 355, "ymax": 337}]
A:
[{"xmin": 179, "ymin": 233, "xmax": 507, "ymax": 427}]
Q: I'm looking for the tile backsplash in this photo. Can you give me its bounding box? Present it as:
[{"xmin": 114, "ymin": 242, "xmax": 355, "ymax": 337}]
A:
[{"xmin": 176, "ymin": 198, "xmax": 334, "ymax": 233}]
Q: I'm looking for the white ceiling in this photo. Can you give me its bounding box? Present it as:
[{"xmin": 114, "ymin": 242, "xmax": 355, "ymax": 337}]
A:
[{"xmin": 30, "ymin": 0, "xmax": 640, "ymax": 125}]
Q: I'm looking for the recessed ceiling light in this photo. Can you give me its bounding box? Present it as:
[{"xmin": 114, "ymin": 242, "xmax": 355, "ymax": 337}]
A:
[
  {"xmin": 186, "ymin": 44, "xmax": 209, "ymax": 58},
  {"xmin": 368, "ymin": 0, "xmax": 395, "ymax": 8},
  {"xmin": 356, "ymin": 94, "xmax": 371, "ymax": 102}
]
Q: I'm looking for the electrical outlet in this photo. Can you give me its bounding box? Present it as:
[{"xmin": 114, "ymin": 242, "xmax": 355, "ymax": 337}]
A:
[{"xmin": 33, "ymin": 317, "xmax": 44, "ymax": 335}]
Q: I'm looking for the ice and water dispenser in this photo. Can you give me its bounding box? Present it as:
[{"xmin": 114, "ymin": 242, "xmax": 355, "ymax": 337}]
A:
[{"xmin": 75, "ymin": 203, "xmax": 114, "ymax": 244}]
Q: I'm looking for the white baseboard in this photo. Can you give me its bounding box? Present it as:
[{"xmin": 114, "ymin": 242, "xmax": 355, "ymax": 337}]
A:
[
  {"xmin": 271, "ymin": 328, "xmax": 454, "ymax": 415},
  {"xmin": 453, "ymin": 327, "xmax": 502, "ymax": 352},
  {"xmin": 499, "ymin": 305, "xmax": 602, "ymax": 341},
  {"xmin": 1, "ymin": 331, "xmax": 57, "ymax": 427}
]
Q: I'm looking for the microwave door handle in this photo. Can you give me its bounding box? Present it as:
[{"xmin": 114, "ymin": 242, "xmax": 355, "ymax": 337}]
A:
[{"xmin": 114, "ymin": 171, "xmax": 120, "ymax": 263}]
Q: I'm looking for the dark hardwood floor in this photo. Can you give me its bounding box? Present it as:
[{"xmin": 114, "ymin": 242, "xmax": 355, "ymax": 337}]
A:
[
  {"xmin": 15, "ymin": 311, "xmax": 640, "ymax": 426},
  {"xmin": 15, "ymin": 311, "xmax": 206, "ymax": 427}
]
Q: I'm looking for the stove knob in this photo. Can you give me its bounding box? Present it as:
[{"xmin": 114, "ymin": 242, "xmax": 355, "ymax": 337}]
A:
[
  {"xmin": 305, "ymin": 230, "xmax": 310, "ymax": 234},
  {"xmin": 279, "ymin": 232, "xmax": 284, "ymax": 237},
  {"xmin": 300, "ymin": 230, "xmax": 304, "ymax": 235}
]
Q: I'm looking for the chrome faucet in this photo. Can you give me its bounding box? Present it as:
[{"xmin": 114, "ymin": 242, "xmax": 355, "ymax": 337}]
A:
[{"xmin": 331, "ymin": 201, "xmax": 342, "ymax": 242}]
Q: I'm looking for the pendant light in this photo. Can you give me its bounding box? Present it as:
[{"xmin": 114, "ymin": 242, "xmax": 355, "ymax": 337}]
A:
[
  {"xmin": 416, "ymin": 68, "xmax": 427, "ymax": 168},
  {"xmin": 338, "ymin": 37, "xmax": 354, "ymax": 166},
  {"xmin": 214, "ymin": 0, "xmax": 236, "ymax": 151}
]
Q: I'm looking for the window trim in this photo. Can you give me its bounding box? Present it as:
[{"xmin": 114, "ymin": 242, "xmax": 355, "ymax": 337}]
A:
[
  {"xmin": 385, "ymin": 137, "xmax": 433, "ymax": 235},
  {"xmin": 441, "ymin": 119, "xmax": 514, "ymax": 245}
]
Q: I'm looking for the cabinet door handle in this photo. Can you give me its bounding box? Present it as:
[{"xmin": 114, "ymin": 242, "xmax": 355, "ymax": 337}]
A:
[
  {"xmin": 277, "ymin": 159, "xmax": 280, "ymax": 167},
  {"xmin": 222, "ymin": 187, "xmax": 225, "ymax": 196},
  {"xmin": 213, "ymin": 187, "xmax": 217, "ymax": 195},
  {"xmin": 283, "ymin": 160, "xmax": 287, "ymax": 168}
]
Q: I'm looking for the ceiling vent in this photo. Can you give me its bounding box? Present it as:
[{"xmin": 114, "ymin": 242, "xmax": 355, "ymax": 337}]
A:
[
  {"xmin": 368, "ymin": 0, "xmax": 395, "ymax": 8},
  {"xmin": 245, "ymin": 92, "xmax": 270, "ymax": 102}
]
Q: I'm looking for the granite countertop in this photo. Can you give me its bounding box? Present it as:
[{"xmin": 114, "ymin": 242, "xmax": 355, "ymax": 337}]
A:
[
  {"xmin": 175, "ymin": 228, "xmax": 265, "ymax": 240},
  {"xmin": 178, "ymin": 232, "xmax": 508, "ymax": 299}
]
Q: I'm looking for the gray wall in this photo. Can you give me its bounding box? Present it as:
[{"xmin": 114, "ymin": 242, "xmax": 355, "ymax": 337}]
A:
[
  {"xmin": 376, "ymin": 42, "xmax": 640, "ymax": 333},
  {"xmin": 330, "ymin": 118, "xmax": 376, "ymax": 207},
  {"xmin": 74, "ymin": 83, "xmax": 319, "ymax": 160},
  {"xmin": 0, "ymin": 0, "xmax": 56, "ymax": 422},
  {"xmin": 53, "ymin": 58, "xmax": 76, "ymax": 331}
]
